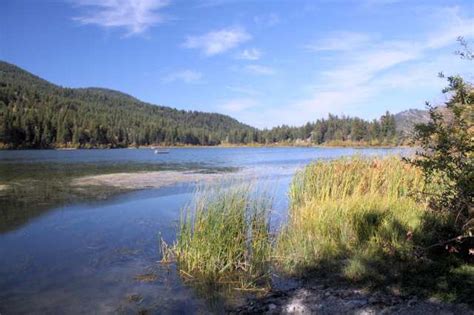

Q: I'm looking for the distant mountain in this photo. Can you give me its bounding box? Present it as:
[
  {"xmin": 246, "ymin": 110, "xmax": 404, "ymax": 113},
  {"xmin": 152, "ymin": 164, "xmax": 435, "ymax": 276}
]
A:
[
  {"xmin": 0, "ymin": 60, "xmax": 431, "ymax": 149},
  {"xmin": 394, "ymin": 108, "xmax": 430, "ymax": 137},
  {"xmin": 0, "ymin": 61, "xmax": 256, "ymax": 148}
]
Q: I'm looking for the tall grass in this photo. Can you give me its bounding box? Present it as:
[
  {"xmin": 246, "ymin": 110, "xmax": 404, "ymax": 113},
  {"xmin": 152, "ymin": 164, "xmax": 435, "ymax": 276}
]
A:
[
  {"xmin": 162, "ymin": 157, "xmax": 472, "ymax": 303},
  {"xmin": 275, "ymin": 157, "xmax": 429, "ymax": 280},
  {"xmin": 168, "ymin": 183, "xmax": 273, "ymax": 289}
]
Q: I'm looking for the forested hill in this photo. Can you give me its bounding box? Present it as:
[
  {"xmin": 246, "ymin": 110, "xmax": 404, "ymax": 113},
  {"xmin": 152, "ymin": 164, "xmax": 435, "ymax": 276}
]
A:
[
  {"xmin": 0, "ymin": 61, "xmax": 256, "ymax": 148},
  {"xmin": 1, "ymin": 61, "xmax": 423, "ymax": 148}
]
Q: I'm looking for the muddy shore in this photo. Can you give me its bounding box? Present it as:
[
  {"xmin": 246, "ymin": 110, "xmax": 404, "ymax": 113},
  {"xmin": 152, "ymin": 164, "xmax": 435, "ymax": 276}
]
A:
[{"xmin": 230, "ymin": 281, "xmax": 473, "ymax": 314}]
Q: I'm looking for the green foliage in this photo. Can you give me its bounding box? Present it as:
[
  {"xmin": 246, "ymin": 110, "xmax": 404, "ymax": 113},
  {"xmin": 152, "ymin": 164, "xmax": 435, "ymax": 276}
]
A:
[
  {"xmin": 275, "ymin": 158, "xmax": 426, "ymax": 277},
  {"xmin": 163, "ymin": 184, "xmax": 272, "ymax": 289},
  {"xmin": 273, "ymin": 157, "xmax": 473, "ymax": 303},
  {"xmin": 0, "ymin": 61, "xmax": 403, "ymax": 148},
  {"xmin": 0, "ymin": 61, "xmax": 256, "ymax": 148},
  {"xmin": 262, "ymin": 112, "xmax": 399, "ymax": 146},
  {"xmin": 408, "ymin": 74, "xmax": 473, "ymax": 238},
  {"xmin": 160, "ymin": 158, "xmax": 472, "ymax": 302}
]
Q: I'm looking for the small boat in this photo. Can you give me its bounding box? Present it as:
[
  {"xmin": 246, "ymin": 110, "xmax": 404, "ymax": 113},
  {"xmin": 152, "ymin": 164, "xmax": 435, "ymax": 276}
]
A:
[{"xmin": 154, "ymin": 149, "xmax": 170, "ymax": 154}]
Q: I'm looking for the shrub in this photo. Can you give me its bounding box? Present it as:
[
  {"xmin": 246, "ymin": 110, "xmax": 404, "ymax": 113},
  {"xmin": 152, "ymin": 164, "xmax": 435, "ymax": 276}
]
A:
[{"xmin": 407, "ymin": 73, "xmax": 473, "ymax": 254}]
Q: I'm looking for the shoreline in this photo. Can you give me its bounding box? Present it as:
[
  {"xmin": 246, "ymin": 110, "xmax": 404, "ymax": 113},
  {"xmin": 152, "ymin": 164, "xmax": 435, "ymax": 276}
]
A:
[
  {"xmin": 2, "ymin": 155, "xmax": 471, "ymax": 312},
  {"xmin": 0, "ymin": 143, "xmax": 413, "ymax": 151},
  {"xmin": 231, "ymin": 278, "xmax": 472, "ymax": 314}
]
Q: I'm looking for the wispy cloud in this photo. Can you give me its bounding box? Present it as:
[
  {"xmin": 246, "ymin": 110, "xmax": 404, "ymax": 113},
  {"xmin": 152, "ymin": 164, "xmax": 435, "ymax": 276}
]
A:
[
  {"xmin": 219, "ymin": 98, "xmax": 258, "ymax": 113},
  {"xmin": 183, "ymin": 27, "xmax": 251, "ymax": 56},
  {"xmin": 424, "ymin": 6, "xmax": 474, "ymax": 49},
  {"xmin": 306, "ymin": 7, "xmax": 474, "ymax": 91},
  {"xmin": 236, "ymin": 48, "xmax": 262, "ymax": 60},
  {"xmin": 163, "ymin": 69, "xmax": 203, "ymax": 83},
  {"xmin": 305, "ymin": 31, "xmax": 372, "ymax": 52},
  {"xmin": 226, "ymin": 85, "xmax": 261, "ymax": 96},
  {"xmin": 72, "ymin": 0, "xmax": 170, "ymax": 36},
  {"xmin": 244, "ymin": 6, "xmax": 474, "ymax": 128},
  {"xmin": 319, "ymin": 49, "xmax": 418, "ymax": 89},
  {"xmin": 244, "ymin": 64, "xmax": 275, "ymax": 76}
]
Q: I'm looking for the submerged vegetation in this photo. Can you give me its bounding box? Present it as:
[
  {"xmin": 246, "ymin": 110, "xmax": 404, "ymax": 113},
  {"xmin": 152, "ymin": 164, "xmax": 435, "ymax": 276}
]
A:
[
  {"xmin": 0, "ymin": 161, "xmax": 236, "ymax": 233},
  {"xmin": 162, "ymin": 184, "xmax": 273, "ymax": 289}
]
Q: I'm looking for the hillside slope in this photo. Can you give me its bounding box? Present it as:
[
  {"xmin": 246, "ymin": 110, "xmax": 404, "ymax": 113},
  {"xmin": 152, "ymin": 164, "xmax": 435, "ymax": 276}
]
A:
[
  {"xmin": 0, "ymin": 61, "xmax": 431, "ymax": 149},
  {"xmin": 0, "ymin": 61, "xmax": 256, "ymax": 148},
  {"xmin": 394, "ymin": 109, "xmax": 430, "ymax": 137}
]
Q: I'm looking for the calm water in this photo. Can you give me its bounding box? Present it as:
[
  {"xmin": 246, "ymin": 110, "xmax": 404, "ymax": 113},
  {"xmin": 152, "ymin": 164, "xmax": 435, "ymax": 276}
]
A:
[{"xmin": 0, "ymin": 147, "xmax": 409, "ymax": 314}]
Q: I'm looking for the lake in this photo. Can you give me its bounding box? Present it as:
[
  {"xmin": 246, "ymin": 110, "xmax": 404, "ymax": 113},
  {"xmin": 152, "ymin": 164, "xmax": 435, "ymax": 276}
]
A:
[{"xmin": 0, "ymin": 147, "xmax": 409, "ymax": 314}]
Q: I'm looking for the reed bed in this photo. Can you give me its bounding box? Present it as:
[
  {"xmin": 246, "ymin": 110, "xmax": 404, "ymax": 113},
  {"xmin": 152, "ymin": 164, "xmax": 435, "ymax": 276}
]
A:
[
  {"xmin": 161, "ymin": 157, "xmax": 471, "ymax": 303},
  {"xmin": 165, "ymin": 183, "xmax": 273, "ymax": 289},
  {"xmin": 275, "ymin": 157, "xmax": 428, "ymax": 280}
]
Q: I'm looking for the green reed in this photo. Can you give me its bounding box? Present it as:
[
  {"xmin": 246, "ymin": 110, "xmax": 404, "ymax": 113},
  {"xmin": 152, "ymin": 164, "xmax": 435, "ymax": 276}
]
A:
[
  {"xmin": 275, "ymin": 157, "xmax": 428, "ymax": 280},
  {"xmin": 165, "ymin": 183, "xmax": 273, "ymax": 289}
]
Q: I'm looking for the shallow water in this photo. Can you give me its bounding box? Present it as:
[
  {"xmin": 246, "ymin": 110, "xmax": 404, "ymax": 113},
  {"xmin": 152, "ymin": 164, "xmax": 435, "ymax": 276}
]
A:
[{"xmin": 0, "ymin": 147, "xmax": 410, "ymax": 314}]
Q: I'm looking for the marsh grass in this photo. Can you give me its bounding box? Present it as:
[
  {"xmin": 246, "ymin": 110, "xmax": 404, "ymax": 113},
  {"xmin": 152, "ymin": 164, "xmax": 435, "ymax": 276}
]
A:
[
  {"xmin": 275, "ymin": 157, "xmax": 428, "ymax": 279},
  {"xmin": 164, "ymin": 183, "xmax": 273, "ymax": 289},
  {"xmin": 161, "ymin": 157, "xmax": 472, "ymax": 303},
  {"xmin": 274, "ymin": 157, "xmax": 474, "ymax": 304}
]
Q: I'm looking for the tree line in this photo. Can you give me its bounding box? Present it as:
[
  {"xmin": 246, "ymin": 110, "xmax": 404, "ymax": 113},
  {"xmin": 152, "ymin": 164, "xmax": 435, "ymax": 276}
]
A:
[
  {"xmin": 0, "ymin": 61, "xmax": 401, "ymax": 149},
  {"xmin": 259, "ymin": 112, "xmax": 398, "ymax": 146}
]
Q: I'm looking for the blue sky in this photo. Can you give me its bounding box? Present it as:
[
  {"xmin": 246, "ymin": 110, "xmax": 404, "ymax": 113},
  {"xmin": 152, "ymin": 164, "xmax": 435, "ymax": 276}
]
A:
[{"xmin": 1, "ymin": 0, "xmax": 473, "ymax": 128}]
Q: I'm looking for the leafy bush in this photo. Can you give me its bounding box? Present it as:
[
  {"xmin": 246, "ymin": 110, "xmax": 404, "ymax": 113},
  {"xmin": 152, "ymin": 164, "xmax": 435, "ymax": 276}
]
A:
[{"xmin": 408, "ymin": 73, "xmax": 473, "ymax": 252}]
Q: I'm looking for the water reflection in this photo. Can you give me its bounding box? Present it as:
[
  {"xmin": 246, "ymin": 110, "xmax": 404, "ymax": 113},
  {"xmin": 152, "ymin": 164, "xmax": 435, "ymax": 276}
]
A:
[{"xmin": 0, "ymin": 161, "xmax": 236, "ymax": 233}]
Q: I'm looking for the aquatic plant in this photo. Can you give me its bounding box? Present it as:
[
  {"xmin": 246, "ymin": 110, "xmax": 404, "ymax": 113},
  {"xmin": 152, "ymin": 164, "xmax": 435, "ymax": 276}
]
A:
[
  {"xmin": 274, "ymin": 157, "xmax": 429, "ymax": 279},
  {"xmin": 160, "ymin": 157, "xmax": 473, "ymax": 303},
  {"xmin": 163, "ymin": 183, "xmax": 273, "ymax": 289}
]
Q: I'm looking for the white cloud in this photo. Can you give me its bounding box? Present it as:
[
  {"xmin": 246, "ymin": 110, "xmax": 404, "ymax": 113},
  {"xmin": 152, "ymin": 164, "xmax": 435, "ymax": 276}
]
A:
[
  {"xmin": 183, "ymin": 27, "xmax": 251, "ymax": 56},
  {"xmin": 319, "ymin": 49, "xmax": 419, "ymax": 89},
  {"xmin": 243, "ymin": 6, "xmax": 474, "ymax": 128},
  {"xmin": 163, "ymin": 70, "xmax": 203, "ymax": 83},
  {"xmin": 297, "ymin": 7, "xmax": 473, "ymax": 111},
  {"xmin": 424, "ymin": 6, "xmax": 474, "ymax": 50},
  {"xmin": 220, "ymin": 98, "xmax": 258, "ymax": 113},
  {"xmin": 244, "ymin": 64, "xmax": 275, "ymax": 76},
  {"xmin": 72, "ymin": 0, "xmax": 170, "ymax": 36},
  {"xmin": 236, "ymin": 48, "xmax": 262, "ymax": 60},
  {"xmin": 305, "ymin": 31, "xmax": 372, "ymax": 52}
]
